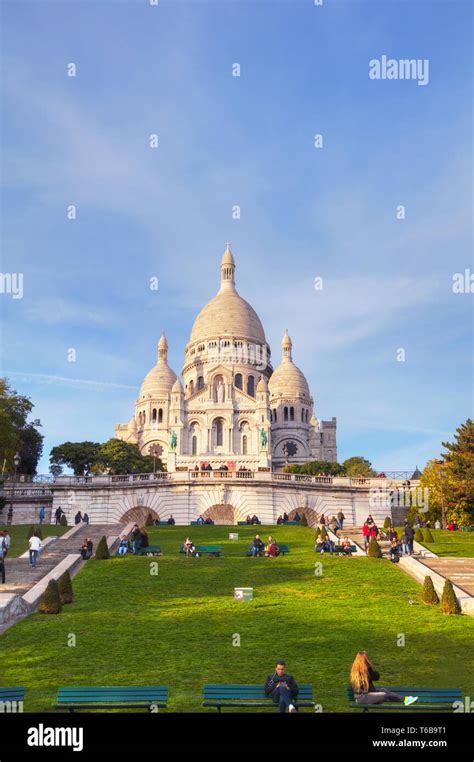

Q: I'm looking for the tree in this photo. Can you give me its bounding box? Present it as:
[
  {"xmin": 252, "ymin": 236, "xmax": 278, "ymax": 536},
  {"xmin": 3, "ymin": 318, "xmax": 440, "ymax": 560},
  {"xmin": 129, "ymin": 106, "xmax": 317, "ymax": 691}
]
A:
[
  {"xmin": 49, "ymin": 464, "xmax": 63, "ymax": 478},
  {"xmin": 58, "ymin": 570, "xmax": 73, "ymax": 604},
  {"xmin": 95, "ymin": 536, "xmax": 110, "ymax": 559},
  {"xmin": 38, "ymin": 579, "xmax": 62, "ymax": 614},
  {"xmin": 342, "ymin": 457, "xmax": 377, "ymax": 478},
  {"xmin": 49, "ymin": 441, "xmax": 101, "ymax": 476},
  {"xmin": 93, "ymin": 439, "xmax": 157, "ymax": 475},
  {"xmin": 367, "ymin": 536, "xmax": 382, "ymax": 558},
  {"xmin": 282, "ymin": 461, "xmax": 345, "ymax": 476},
  {"xmin": 441, "ymin": 419, "xmax": 474, "ymax": 524},
  {"xmin": 440, "ymin": 579, "xmax": 461, "ymax": 615},
  {"xmin": 0, "ymin": 379, "xmax": 44, "ymax": 475},
  {"xmin": 421, "ymin": 575, "xmax": 439, "ymax": 605}
]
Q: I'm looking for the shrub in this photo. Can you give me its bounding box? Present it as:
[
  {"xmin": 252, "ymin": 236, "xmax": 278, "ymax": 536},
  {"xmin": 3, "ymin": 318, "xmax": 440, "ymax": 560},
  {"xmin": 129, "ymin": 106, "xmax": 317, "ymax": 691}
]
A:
[
  {"xmin": 367, "ymin": 536, "xmax": 383, "ymax": 558},
  {"xmin": 145, "ymin": 513, "xmax": 154, "ymax": 527},
  {"xmin": 58, "ymin": 570, "xmax": 73, "ymax": 604},
  {"xmin": 440, "ymin": 579, "xmax": 461, "ymax": 615},
  {"xmin": 38, "ymin": 579, "xmax": 62, "ymax": 614},
  {"xmin": 383, "ymin": 516, "xmax": 392, "ymax": 529},
  {"xmin": 95, "ymin": 535, "xmax": 110, "ymax": 559},
  {"xmin": 314, "ymin": 527, "xmax": 321, "ymax": 540},
  {"xmin": 300, "ymin": 513, "xmax": 308, "ymax": 526},
  {"xmin": 319, "ymin": 526, "xmax": 328, "ymax": 540},
  {"xmin": 423, "ymin": 527, "xmax": 434, "ymax": 543},
  {"xmin": 59, "ymin": 515, "xmax": 68, "ymax": 526},
  {"xmin": 414, "ymin": 528, "xmax": 423, "ymax": 543},
  {"xmin": 421, "ymin": 575, "xmax": 439, "ymax": 605},
  {"xmin": 140, "ymin": 528, "xmax": 149, "ymax": 548}
]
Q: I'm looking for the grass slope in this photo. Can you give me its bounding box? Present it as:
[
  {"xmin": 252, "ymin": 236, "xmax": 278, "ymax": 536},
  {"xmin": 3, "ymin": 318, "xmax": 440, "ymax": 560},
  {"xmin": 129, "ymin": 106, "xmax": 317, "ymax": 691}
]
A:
[
  {"xmin": 1, "ymin": 525, "xmax": 473, "ymax": 712},
  {"xmin": 0, "ymin": 524, "xmax": 70, "ymax": 557}
]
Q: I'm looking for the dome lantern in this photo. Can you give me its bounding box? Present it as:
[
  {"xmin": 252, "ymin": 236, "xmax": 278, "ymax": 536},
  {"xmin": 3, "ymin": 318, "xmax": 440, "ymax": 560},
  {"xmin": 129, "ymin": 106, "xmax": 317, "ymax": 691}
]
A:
[{"xmin": 220, "ymin": 241, "xmax": 236, "ymax": 291}]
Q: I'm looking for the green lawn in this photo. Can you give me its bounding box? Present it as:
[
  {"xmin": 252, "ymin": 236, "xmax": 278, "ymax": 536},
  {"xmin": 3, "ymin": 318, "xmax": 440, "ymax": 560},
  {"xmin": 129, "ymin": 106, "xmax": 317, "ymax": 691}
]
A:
[
  {"xmin": 1, "ymin": 525, "xmax": 473, "ymax": 712},
  {"xmin": 396, "ymin": 527, "xmax": 474, "ymax": 558},
  {"xmin": 0, "ymin": 523, "xmax": 70, "ymax": 557}
]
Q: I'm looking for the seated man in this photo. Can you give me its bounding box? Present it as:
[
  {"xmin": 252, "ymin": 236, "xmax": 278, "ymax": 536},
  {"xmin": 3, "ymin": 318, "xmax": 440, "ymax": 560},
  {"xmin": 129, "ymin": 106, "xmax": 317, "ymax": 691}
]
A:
[
  {"xmin": 249, "ymin": 534, "xmax": 265, "ymax": 557},
  {"xmin": 293, "ymin": 512, "xmax": 301, "ymax": 522},
  {"xmin": 264, "ymin": 660, "xmax": 299, "ymax": 713},
  {"xmin": 118, "ymin": 536, "xmax": 130, "ymax": 556},
  {"xmin": 251, "ymin": 514, "xmax": 261, "ymax": 525},
  {"xmin": 276, "ymin": 515, "xmax": 283, "ymax": 525},
  {"xmin": 315, "ymin": 535, "xmax": 334, "ymax": 555},
  {"xmin": 196, "ymin": 515, "xmax": 205, "ymax": 525},
  {"xmin": 167, "ymin": 515, "xmax": 176, "ymax": 525}
]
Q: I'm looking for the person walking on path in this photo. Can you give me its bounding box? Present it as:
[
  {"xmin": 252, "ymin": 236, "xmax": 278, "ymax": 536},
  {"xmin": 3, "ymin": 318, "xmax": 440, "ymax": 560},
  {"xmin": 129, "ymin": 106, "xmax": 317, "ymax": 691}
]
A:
[
  {"xmin": 74, "ymin": 511, "xmax": 83, "ymax": 525},
  {"xmin": 28, "ymin": 533, "xmax": 42, "ymax": 568},
  {"xmin": 39, "ymin": 505, "xmax": 46, "ymax": 525},
  {"xmin": 131, "ymin": 524, "xmax": 142, "ymax": 555},
  {"xmin": 350, "ymin": 651, "xmax": 418, "ymax": 707},
  {"xmin": 337, "ymin": 511, "xmax": 345, "ymax": 530},
  {"xmin": 264, "ymin": 660, "xmax": 299, "ymax": 713},
  {"xmin": 54, "ymin": 506, "xmax": 64, "ymax": 525}
]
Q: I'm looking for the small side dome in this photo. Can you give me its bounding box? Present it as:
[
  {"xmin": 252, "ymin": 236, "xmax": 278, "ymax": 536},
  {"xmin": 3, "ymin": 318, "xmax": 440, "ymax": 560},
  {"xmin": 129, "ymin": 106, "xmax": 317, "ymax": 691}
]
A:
[
  {"xmin": 172, "ymin": 377, "xmax": 183, "ymax": 393},
  {"xmin": 256, "ymin": 375, "xmax": 268, "ymax": 392}
]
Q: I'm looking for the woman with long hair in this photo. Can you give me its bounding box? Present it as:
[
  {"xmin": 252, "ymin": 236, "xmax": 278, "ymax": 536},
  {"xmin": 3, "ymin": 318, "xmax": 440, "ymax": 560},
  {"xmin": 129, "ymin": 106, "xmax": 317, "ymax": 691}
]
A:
[{"xmin": 350, "ymin": 652, "xmax": 418, "ymax": 706}]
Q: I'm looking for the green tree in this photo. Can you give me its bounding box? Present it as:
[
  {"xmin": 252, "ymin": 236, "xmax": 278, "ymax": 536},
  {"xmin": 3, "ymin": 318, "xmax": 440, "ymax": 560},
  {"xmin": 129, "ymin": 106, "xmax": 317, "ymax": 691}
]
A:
[
  {"xmin": 94, "ymin": 439, "xmax": 158, "ymax": 475},
  {"xmin": 342, "ymin": 457, "xmax": 377, "ymax": 478},
  {"xmin": 38, "ymin": 579, "xmax": 62, "ymax": 614},
  {"xmin": 441, "ymin": 419, "xmax": 474, "ymax": 524},
  {"xmin": 95, "ymin": 536, "xmax": 110, "ymax": 559},
  {"xmin": 50, "ymin": 441, "xmax": 101, "ymax": 476},
  {"xmin": 58, "ymin": 570, "xmax": 74, "ymax": 604},
  {"xmin": 421, "ymin": 575, "xmax": 439, "ymax": 605},
  {"xmin": 367, "ymin": 536, "xmax": 382, "ymax": 558},
  {"xmin": 440, "ymin": 579, "xmax": 461, "ymax": 615},
  {"xmin": 0, "ymin": 379, "xmax": 44, "ymax": 474}
]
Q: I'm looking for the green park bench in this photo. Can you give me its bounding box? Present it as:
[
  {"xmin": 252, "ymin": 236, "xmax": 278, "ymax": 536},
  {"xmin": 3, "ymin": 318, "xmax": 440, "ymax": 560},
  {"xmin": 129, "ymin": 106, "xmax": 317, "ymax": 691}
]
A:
[
  {"xmin": 55, "ymin": 686, "xmax": 168, "ymax": 712},
  {"xmin": 461, "ymin": 526, "xmax": 474, "ymax": 532},
  {"xmin": 179, "ymin": 544, "xmax": 221, "ymax": 557},
  {"xmin": 237, "ymin": 521, "xmax": 261, "ymax": 526},
  {"xmin": 0, "ymin": 687, "xmax": 25, "ymax": 709},
  {"xmin": 203, "ymin": 684, "xmax": 315, "ymax": 711},
  {"xmin": 315, "ymin": 544, "xmax": 357, "ymax": 554},
  {"xmin": 246, "ymin": 544, "xmax": 290, "ymax": 556},
  {"xmin": 138, "ymin": 545, "xmax": 162, "ymax": 556},
  {"xmin": 156, "ymin": 521, "xmax": 174, "ymax": 526},
  {"xmin": 347, "ymin": 686, "xmax": 462, "ymax": 711}
]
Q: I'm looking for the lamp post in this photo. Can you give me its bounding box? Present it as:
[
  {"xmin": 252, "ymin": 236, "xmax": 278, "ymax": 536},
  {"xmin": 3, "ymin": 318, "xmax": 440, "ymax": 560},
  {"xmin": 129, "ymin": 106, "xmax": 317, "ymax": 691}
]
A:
[
  {"xmin": 7, "ymin": 452, "xmax": 21, "ymax": 525},
  {"xmin": 148, "ymin": 445, "xmax": 161, "ymax": 476}
]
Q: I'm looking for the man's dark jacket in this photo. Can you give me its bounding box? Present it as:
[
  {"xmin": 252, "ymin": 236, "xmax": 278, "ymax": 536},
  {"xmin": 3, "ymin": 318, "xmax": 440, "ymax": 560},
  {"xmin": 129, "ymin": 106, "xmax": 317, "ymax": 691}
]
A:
[{"xmin": 264, "ymin": 673, "xmax": 299, "ymax": 697}]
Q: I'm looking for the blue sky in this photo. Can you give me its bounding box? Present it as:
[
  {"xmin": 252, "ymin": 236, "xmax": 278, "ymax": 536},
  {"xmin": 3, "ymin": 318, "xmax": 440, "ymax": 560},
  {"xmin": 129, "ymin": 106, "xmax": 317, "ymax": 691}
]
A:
[{"xmin": 1, "ymin": 0, "xmax": 472, "ymax": 473}]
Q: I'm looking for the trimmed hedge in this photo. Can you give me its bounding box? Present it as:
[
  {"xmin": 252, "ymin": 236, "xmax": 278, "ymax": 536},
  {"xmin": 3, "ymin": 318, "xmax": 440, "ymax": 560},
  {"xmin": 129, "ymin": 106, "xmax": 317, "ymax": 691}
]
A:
[
  {"xmin": 95, "ymin": 536, "xmax": 110, "ymax": 560},
  {"xmin": 58, "ymin": 570, "xmax": 73, "ymax": 604},
  {"xmin": 367, "ymin": 536, "xmax": 383, "ymax": 558},
  {"xmin": 440, "ymin": 579, "xmax": 461, "ymax": 615},
  {"xmin": 421, "ymin": 575, "xmax": 439, "ymax": 605},
  {"xmin": 38, "ymin": 579, "xmax": 62, "ymax": 614}
]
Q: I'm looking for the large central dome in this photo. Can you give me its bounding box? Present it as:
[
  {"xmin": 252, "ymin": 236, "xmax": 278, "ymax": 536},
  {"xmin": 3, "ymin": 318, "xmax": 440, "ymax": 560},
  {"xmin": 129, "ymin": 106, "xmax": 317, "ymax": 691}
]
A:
[{"xmin": 188, "ymin": 244, "xmax": 267, "ymax": 345}]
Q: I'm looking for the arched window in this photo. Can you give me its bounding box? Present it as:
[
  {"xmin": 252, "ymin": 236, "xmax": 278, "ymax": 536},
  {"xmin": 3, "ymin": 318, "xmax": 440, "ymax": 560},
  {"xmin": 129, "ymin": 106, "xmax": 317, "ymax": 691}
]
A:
[
  {"xmin": 216, "ymin": 418, "xmax": 224, "ymax": 447},
  {"xmin": 235, "ymin": 373, "xmax": 243, "ymax": 390},
  {"xmin": 143, "ymin": 411, "xmax": 146, "ymax": 424},
  {"xmin": 284, "ymin": 406, "xmax": 288, "ymax": 422},
  {"xmin": 242, "ymin": 435, "xmax": 248, "ymax": 455},
  {"xmin": 152, "ymin": 408, "xmax": 157, "ymax": 422},
  {"xmin": 301, "ymin": 408, "xmax": 304, "ymax": 422},
  {"xmin": 197, "ymin": 376, "xmax": 204, "ymax": 390},
  {"xmin": 247, "ymin": 375, "xmax": 255, "ymax": 396},
  {"xmin": 305, "ymin": 409, "xmax": 309, "ymax": 423},
  {"xmin": 290, "ymin": 407, "xmax": 294, "ymax": 421},
  {"xmin": 273, "ymin": 409, "xmax": 277, "ymax": 423},
  {"xmin": 158, "ymin": 408, "xmax": 163, "ymax": 424},
  {"xmin": 192, "ymin": 436, "xmax": 197, "ymax": 456},
  {"xmin": 189, "ymin": 379, "xmax": 195, "ymax": 395}
]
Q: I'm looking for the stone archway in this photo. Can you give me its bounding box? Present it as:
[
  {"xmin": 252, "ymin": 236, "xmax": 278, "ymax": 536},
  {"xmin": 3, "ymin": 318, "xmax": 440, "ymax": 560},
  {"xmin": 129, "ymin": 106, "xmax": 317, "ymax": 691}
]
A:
[
  {"xmin": 120, "ymin": 505, "xmax": 160, "ymax": 526},
  {"xmin": 202, "ymin": 504, "xmax": 235, "ymax": 525}
]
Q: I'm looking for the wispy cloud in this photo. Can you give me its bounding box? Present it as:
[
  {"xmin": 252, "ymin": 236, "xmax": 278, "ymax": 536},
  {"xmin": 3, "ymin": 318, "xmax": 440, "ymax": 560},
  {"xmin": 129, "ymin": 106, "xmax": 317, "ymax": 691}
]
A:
[{"xmin": 1, "ymin": 371, "xmax": 136, "ymax": 392}]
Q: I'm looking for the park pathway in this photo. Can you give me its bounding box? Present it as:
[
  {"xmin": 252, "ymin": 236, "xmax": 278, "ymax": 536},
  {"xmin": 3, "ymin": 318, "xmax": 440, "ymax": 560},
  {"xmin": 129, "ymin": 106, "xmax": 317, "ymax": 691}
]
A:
[
  {"xmin": 417, "ymin": 557, "xmax": 474, "ymax": 596},
  {"xmin": 1, "ymin": 523, "xmax": 122, "ymax": 597}
]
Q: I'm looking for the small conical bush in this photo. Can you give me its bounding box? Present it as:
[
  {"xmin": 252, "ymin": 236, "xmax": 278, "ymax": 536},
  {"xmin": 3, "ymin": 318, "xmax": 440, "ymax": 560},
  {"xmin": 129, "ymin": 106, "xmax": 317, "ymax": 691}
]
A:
[
  {"xmin": 440, "ymin": 578, "xmax": 461, "ymax": 615},
  {"xmin": 319, "ymin": 526, "xmax": 328, "ymax": 540},
  {"xmin": 422, "ymin": 575, "xmax": 439, "ymax": 605},
  {"xmin": 58, "ymin": 570, "xmax": 73, "ymax": 604},
  {"xmin": 414, "ymin": 528, "xmax": 423, "ymax": 543},
  {"xmin": 300, "ymin": 513, "xmax": 308, "ymax": 526},
  {"xmin": 145, "ymin": 513, "xmax": 154, "ymax": 527},
  {"xmin": 383, "ymin": 516, "xmax": 392, "ymax": 529},
  {"xmin": 38, "ymin": 579, "xmax": 62, "ymax": 614},
  {"xmin": 140, "ymin": 528, "xmax": 149, "ymax": 548},
  {"xmin": 315, "ymin": 527, "xmax": 321, "ymax": 540},
  {"xmin": 368, "ymin": 536, "xmax": 383, "ymax": 558},
  {"xmin": 423, "ymin": 527, "xmax": 434, "ymax": 543},
  {"xmin": 95, "ymin": 535, "xmax": 110, "ymax": 560},
  {"xmin": 59, "ymin": 514, "xmax": 68, "ymax": 526}
]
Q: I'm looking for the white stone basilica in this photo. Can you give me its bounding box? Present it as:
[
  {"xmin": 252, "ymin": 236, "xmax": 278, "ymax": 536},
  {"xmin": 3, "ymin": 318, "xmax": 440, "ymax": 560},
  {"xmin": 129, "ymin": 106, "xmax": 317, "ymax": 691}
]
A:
[{"xmin": 115, "ymin": 244, "xmax": 337, "ymax": 470}]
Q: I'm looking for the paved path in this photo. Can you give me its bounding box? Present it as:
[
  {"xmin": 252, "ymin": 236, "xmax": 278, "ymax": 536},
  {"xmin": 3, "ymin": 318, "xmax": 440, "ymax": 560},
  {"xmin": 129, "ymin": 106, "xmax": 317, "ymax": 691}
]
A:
[
  {"xmin": 0, "ymin": 524, "xmax": 121, "ymax": 596},
  {"xmin": 418, "ymin": 557, "xmax": 474, "ymax": 596}
]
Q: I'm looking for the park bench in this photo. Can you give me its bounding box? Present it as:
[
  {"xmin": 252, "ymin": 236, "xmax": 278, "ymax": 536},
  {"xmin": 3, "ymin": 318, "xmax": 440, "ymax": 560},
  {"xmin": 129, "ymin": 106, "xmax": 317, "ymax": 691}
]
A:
[
  {"xmin": 55, "ymin": 686, "xmax": 168, "ymax": 712},
  {"xmin": 461, "ymin": 526, "xmax": 474, "ymax": 532},
  {"xmin": 246, "ymin": 544, "xmax": 290, "ymax": 556},
  {"xmin": 0, "ymin": 687, "xmax": 25, "ymax": 710},
  {"xmin": 347, "ymin": 686, "xmax": 462, "ymax": 711},
  {"xmin": 237, "ymin": 521, "xmax": 261, "ymax": 526},
  {"xmin": 179, "ymin": 544, "xmax": 221, "ymax": 557},
  {"xmin": 138, "ymin": 545, "xmax": 162, "ymax": 556},
  {"xmin": 155, "ymin": 521, "xmax": 174, "ymax": 526},
  {"xmin": 203, "ymin": 684, "xmax": 315, "ymax": 711},
  {"xmin": 315, "ymin": 544, "xmax": 357, "ymax": 554}
]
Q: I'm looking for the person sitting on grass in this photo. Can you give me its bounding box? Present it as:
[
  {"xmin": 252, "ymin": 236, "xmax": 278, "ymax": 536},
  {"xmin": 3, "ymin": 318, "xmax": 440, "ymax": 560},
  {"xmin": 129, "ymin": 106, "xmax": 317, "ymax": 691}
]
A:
[
  {"xmin": 264, "ymin": 660, "xmax": 299, "ymax": 713},
  {"xmin": 183, "ymin": 537, "xmax": 199, "ymax": 558},
  {"xmin": 350, "ymin": 651, "xmax": 418, "ymax": 707},
  {"xmin": 265, "ymin": 536, "xmax": 280, "ymax": 557},
  {"xmin": 118, "ymin": 535, "xmax": 130, "ymax": 556},
  {"xmin": 340, "ymin": 536, "xmax": 353, "ymax": 555},
  {"xmin": 249, "ymin": 534, "xmax": 265, "ymax": 557}
]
